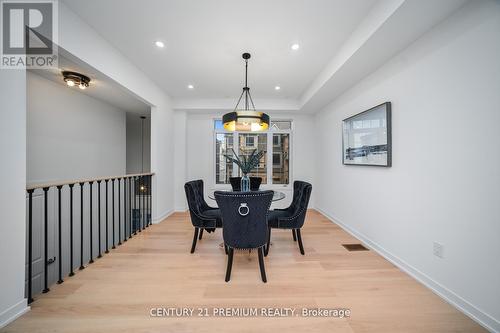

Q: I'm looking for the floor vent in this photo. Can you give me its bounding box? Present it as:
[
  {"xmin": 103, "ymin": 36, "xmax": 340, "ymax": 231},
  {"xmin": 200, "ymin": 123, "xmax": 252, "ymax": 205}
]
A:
[{"xmin": 342, "ymin": 244, "xmax": 369, "ymax": 251}]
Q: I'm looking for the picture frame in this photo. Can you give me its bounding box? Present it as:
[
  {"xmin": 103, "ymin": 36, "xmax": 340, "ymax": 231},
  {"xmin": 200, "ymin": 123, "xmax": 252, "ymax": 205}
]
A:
[{"xmin": 342, "ymin": 102, "xmax": 392, "ymax": 167}]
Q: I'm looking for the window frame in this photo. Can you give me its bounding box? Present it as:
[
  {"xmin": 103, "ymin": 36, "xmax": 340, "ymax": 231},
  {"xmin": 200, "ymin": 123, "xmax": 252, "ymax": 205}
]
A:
[
  {"xmin": 213, "ymin": 118, "xmax": 293, "ymax": 189},
  {"xmin": 273, "ymin": 134, "xmax": 281, "ymax": 147}
]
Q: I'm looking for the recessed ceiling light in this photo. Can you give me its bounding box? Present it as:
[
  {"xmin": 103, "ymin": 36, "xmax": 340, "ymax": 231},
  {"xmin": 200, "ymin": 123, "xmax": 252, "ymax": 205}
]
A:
[
  {"xmin": 155, "ymin": 41, "xmax": 165, "ymax": 48},
  {"xmin": 187, "ymin": 84, "xmax": 194, "ymax": 89},
  {"xmin": 291, "ymin": 43, "xmax": 300, "ymax": 50},
  {"xmin": 275, "ymin": 86, "xmax": 281, "ymax": 90}
]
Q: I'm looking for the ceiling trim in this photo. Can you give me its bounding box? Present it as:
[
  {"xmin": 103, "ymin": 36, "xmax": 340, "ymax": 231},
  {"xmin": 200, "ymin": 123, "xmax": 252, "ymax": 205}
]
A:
[{"xmin": 173, "ymin": 98, "xmax": 300, "ymax": 113}]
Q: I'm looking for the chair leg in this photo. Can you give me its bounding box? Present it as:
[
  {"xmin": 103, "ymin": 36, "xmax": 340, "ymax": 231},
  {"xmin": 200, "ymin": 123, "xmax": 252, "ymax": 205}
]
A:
[
  {"xmin": 225, "ymin": 248, "xmax": 234, "ymax": 282},
  {"xmin": 296, "ymin": 228, "xmax": 305, "ymax": 255},
  {"xmin": 190, "ymin": 228, "xmax": 199, "ymax": 253},
  {"xmin": 292, "ymin": 229, "xmax": 297, "ymax": 241},
  {"xmin": 198, "ymin": 228, "xmax": 204, "ymax": 240},
  {"xmin": 258, "ymin": 247, "xmax": 267, "ymax": 283},
  {"xmin": 224, "ymin": 244, "xmax": 228, "ymax": 255},
  {"xmin": 265, "ymin": 227, "xmax": 271, "ymax": 257}
]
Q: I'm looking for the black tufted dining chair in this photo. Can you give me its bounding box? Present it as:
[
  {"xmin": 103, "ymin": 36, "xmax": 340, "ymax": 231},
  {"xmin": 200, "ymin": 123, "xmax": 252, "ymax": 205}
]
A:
[
  {"xmin": 229, "ymin": 177, "xmax": 262, "ymax": 191},
  {"xmin": 266, "ymin": 181, "xmax": 312, "ymax": 256},
  {"xmin": 184, "ymin": 180, "xmax": 222, "ymax": 253},
  {"xmin": 214, "ymin": 190, "xmax": 273, "ymax": 283}
]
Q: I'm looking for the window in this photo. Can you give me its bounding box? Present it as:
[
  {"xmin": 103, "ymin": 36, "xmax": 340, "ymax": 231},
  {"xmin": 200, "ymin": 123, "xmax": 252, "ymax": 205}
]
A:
[
  {"xmin": 214, "ymin": 120, "xmax": 291, "ymax": 186},
  {"xmin": 245, "ymin": 135, "xmax": 256, "ymax": 147},
  {"xmin": 270, "ymin": 121, "xmax": 292, "ymax": 131},
  {"xmin": 273, "ymin": 153, "xmax": 282, "ymax": 166},
  {"xmin": 239, "ymin": 133, "xmax": 267, "ymax": 184},
  {"xmin": 272, "ymin": 133, "xmax": 289, "ymax": 184},
  {"xmin": 215, "ymin": 133, "xmax": 234, "ymax": 184}
]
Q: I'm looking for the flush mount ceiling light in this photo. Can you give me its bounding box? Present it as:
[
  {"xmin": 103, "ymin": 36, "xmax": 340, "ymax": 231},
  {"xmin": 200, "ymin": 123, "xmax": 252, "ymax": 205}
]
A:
[
  {"xmin": 275, "ymin": 86, "xmax": 281, "ymax": 90},
  {"xmin": 155, "ymin": 40, "xmax": 165, "ymax": 48},
  {"xmin": 291, "ymin": 43, "xmax": 300, "ymax": 50},
  {"xmin": 187, "ymin": 84, "xmax": 194, "ymax": 89},
  {"xmin": 62, "ymin": 71, "xmax": 90, "ymax": 90},
  {"xmin": 222, "ymin": 53, "xmax": 269, "ymax": 132}
]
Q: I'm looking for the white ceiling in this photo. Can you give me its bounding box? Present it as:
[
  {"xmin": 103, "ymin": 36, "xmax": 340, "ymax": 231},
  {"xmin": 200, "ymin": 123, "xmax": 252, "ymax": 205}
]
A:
[
  {"xmin": 30, "ymin": 48, "xmax": 151, "ymax": 114},
  {"xmin": 61, "ymin": 0, "xmax": 377, "ymax": 100},
  {"xmin": 61, "ymin": 0, "xmax": 468, "ymax": 113}
]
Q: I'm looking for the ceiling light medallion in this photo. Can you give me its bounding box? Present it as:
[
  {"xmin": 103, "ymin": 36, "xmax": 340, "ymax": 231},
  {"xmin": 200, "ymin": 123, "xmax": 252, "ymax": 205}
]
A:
[
  {"xmin": 62, "ymin": 71, "xmax": 90, "ymax": 90},
  {"xmin": 222, "ymin": 53, "xmax": 269, "ymax": 132}
]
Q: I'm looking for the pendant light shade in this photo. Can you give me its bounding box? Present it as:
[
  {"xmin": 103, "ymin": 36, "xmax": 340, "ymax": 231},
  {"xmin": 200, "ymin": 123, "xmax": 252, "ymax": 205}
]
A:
[
  {"xmin": 223, "ymin": 53, "xmax": 269, "ymax": 132},
  {"xmin": 222, "ymin": 111, "xmax": 269, "ymax": 132}
]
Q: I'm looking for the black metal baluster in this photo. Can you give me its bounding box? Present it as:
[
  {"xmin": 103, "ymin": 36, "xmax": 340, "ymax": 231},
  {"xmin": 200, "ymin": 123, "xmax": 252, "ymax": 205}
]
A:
[
  {"xmin": 79, "ymin": 183, "xmax": 85, "ymax": 270},
  {"xmin": 97, "ymin": 181, "xmax": 102, "ymax": 258},
  {"xmin": 42, "ymin": 187, "xmax": 50, "ymax": 293},
  {"xmin": 27, "ymin": 189, "xmax": 34, "ymax": 303},
  {"xmin": 143, "ymin": 177, "xmax": 146, "ymax": 229},
  {"xmin": 118, "ymin": 178, "xmax": 122, "ymax": 245},
  {"xmin": 89, "ymin": 182, "xmax": 94, "ymax": 264},
  {"xmin": 112, "ymin": 179, "xmax": 116, "ymax": 248},
  {"xmin": 129, "ymin": 177, "xmax": 132, "ymax": 238},
  {"xmin": 149, "ymin": 175, "xmax": 152, "ymax": 226},
  {"xmin": 69, "ymin": 184, "xmax": 75, "ymax": 276},
  {"xmin": 139, "ymin": 177, "xmax": 143, "ymax": 232},
  {"xmin": 57, "ymin": 185, "xmax": 64, "ymax": 284},
  {"xmin": 105, "ymin": 180, "xmax": 109, "ymax": 253},
  {"xmin": 145, "ymin": 176, "xmax": 149, "ymax": 227},
  {"xmin": 142, "ymin": 176, "xmax": 148, "ymax": 229},
  {"xmin": 151, "ymin": 175, "xmax": 153, "ymax": 225},
  {"xmin": 123, "ymin": 178, "xmax": 127, "ymax": 242},
  {"xmin": 134, "ymin": 177, "xmax": 138, "ymax": 235},
  {"xmin": 147, "ymin": 176, "xmax": 150, "ymax": 227}
]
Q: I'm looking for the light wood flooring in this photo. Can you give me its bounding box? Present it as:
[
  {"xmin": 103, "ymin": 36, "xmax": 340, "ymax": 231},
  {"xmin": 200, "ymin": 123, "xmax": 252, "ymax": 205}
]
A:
[{"xmin": 2, "ymin": 210, "xmax": 486, "ymax": 333}]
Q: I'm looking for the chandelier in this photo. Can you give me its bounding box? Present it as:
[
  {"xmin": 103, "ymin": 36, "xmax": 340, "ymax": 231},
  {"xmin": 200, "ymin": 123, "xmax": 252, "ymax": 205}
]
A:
[{"xmin": 222, "ymin": 53, "xmax": 269, "ymax": 132}]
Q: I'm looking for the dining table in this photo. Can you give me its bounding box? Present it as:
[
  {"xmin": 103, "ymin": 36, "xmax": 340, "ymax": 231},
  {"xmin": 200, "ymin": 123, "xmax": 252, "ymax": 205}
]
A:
[{"xmin": 207, "ymin": 189, "xmax": 286, "ymax": 201}]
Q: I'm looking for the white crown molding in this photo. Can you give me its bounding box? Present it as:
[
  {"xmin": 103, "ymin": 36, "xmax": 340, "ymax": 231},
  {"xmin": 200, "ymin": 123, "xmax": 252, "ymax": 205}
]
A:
[{"xmin": 172, "ymin": 97, "xmax": 301, "ymax": 113}]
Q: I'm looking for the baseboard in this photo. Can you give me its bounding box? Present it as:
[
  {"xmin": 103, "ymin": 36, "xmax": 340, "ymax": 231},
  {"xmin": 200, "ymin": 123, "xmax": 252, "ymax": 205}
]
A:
[
  {"xmin": 0, "ymin": 299, "xmax": 29, "ymax": 329},
  {"xmin": 153, "ymin": 208, "xmax": 174, "ymax": 224},
  {"xmin": 315, "ymin": 207, "xmax": 500, "ymax": 333},
  {"xmin": 174, "ymin": 206, "xmax": 187, "ymax": 212}
]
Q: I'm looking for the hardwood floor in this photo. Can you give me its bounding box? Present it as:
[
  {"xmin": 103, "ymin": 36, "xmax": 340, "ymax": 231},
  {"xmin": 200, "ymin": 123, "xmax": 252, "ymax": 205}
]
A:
[{"xmin": 2, "ymin": 210, "xmax": 485, "ymax": 333}]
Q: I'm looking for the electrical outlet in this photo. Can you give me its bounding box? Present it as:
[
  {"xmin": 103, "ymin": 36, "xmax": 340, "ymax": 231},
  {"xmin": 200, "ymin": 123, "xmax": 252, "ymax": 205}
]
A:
[{"xmin": 433, "ymin": 242, "xmax": 444, "ymax": 258}]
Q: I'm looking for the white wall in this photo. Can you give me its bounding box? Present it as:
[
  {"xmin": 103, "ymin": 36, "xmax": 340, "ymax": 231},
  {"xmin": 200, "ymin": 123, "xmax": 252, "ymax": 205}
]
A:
[
  {"xmin": 0, "ymin": 3, "xmax": 176, "ymax": 327},
  {"xmin": 314, "ymin": 1, "xmax": 500, "ymax": 331},
  {"xmin": 173, "ymin": 111, "xmax": 187, "ymax": 211},
  {"xmin": 126, "ymin": 113, "xmax": 151, "ymax": 174},
  {"xmin": 58, "ymin": 2, "xmax": 176, "ymax": 221},
  {"xmin": 27, "ymin": 72, "xmax": 126, "ymax": 184},
  {"xmin": 181, "ymin": 112, "xmax": 315, "ymax": 210},
  {"xmin": 0, "ymin": 70, "xmax": 29, "ymax": 328}
]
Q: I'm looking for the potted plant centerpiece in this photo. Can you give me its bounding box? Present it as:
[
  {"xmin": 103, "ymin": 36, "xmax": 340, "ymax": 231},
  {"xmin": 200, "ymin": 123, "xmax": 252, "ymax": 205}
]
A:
[{"xmin": 224, "ymin": 148, "xmax": 265, "ymax": 191}]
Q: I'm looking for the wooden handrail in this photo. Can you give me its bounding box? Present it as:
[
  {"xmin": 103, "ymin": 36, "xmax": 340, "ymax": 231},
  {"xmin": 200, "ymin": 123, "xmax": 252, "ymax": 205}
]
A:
[{"xmin": 26, "ymin": 172, "xmax": 155, "ymax": 191}]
